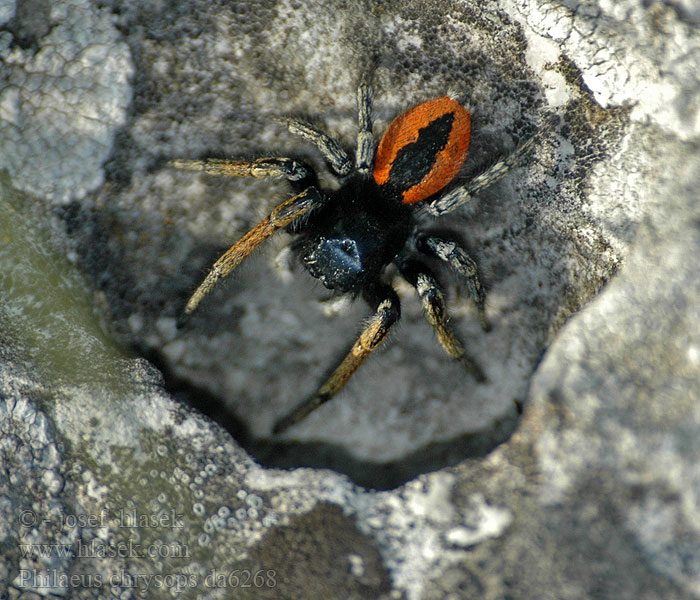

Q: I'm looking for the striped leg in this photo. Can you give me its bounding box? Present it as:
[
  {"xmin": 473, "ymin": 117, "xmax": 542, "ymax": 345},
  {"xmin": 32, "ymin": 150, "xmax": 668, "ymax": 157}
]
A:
[
  {"xmin": 279, "ymin": 118, "xmax": 353, "ymax": 178},
  {"xmin": 354, "ymin": 82, "xmax": 375, "ymax": 176},
  {"xmin": 398, "ymin": 258, "xmax": 486, "ymax": 382},
  {"xmin": 426, "ymin": 113, "xmax": 558, "ymax": 216},
  {"xmin": 415, "ymin": 234, "xmax": 489, "ymax": 331},
  {"xmin": 169, "ymin": 156, "xmax": 317, "ymax": 188}
]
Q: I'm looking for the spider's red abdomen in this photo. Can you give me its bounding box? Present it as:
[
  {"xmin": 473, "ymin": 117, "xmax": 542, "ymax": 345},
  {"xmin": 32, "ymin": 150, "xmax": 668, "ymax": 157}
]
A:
[{"xmin": 373, "ymin": 96, "xmax": 471, "ymax": 204}]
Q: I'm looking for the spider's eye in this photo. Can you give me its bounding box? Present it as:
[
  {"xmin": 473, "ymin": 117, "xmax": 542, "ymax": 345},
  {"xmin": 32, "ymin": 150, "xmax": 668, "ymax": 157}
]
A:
[{"xmin": 373, "ymin": 97, "xmax": 471, "ymax": 204}]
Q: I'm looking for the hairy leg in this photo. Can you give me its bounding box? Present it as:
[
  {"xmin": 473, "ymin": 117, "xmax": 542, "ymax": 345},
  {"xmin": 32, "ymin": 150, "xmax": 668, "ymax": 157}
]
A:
[
  {"xmin": 415, "ymin": 233, "xmax": 489, "ymax": 331},
  {"xmin": 273, "ymin": 282, "xmax": 400, "ymax": 433},
  {"xmin": 279, "ymin": 118, "xmax": 353, "ymax": 178},
  {"xmin": 426, "ymin": 113, "xmax": 558, "ymax": 216},
  {"xmin": 180, "ymin": 186, "xmax": 323, "ymax": 323},
  {"xmin": 354, "ymin": 82, "xmax": 375, "ymax": 176},
  {"xmin": 169, "ymin": 156, "xmax": 313, "ymax": 183},
  {"xmin": 398, "ymin": 258, "xmax": 486, "ymax": 381}
]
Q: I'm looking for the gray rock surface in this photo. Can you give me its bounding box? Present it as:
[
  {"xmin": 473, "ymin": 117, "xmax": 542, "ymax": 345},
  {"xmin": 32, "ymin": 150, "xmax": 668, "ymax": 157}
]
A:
[
  {"xmin": 0, "ymin": 0, "xmax": 132, "ymax": 202},
  {"xmin": 1, "ymin": 0, "xmax": 699, "ymax": 598}
]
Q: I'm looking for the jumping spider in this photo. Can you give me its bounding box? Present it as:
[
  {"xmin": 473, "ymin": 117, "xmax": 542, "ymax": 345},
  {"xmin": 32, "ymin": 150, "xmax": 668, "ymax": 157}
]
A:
[{"xmin": 171, "ymin": 82, "xmax": 551, "ymax": 433}]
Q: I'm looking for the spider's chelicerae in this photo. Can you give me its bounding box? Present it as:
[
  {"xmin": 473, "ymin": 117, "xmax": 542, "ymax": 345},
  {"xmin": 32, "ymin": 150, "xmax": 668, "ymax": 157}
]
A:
[{"xmin": 172, "ymin": 82, "xmax": 550, "ymax": 433}]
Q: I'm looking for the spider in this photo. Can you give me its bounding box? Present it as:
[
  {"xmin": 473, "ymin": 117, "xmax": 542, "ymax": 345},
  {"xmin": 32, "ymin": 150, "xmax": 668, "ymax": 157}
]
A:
[{"xmin": 171, "ymin": 82, "xmax": 550, "ymax": 433}]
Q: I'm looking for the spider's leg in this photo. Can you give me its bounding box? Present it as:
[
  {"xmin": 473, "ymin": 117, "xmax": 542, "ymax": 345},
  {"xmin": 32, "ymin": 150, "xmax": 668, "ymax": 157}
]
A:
[
  {"xmin": 280, "ymin": 118, "xmax": 353, "ymax": 179},
  {"xmin": 169, "ymin": 157, "xmax": 317, "ymax": 188},
  {"xmin": 273, "ymin": 282, "xmax": 400, "ymax": 433},
  {"xmin": 426, "ymin": 113, "xmax": 558, "ymax": 216},
  {"xmin": 180, "ymin": 186, "xmax": 323, "ymax": 322},
  {"xmin": 355, "ymin": 82, "xmax": 375, "ymax": 176},
  {"xmin": 397, "ymin": 257, "xmax": 486, "ymax": 382},
  {"xmin": 415, "ymin": 233, "xmax": 489, "ymax": 331}
]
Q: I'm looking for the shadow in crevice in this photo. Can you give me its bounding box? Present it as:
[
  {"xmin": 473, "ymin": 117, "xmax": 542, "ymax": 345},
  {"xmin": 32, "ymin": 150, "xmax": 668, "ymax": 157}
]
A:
[
  {"xmin": 59, "ymin": 195, "xmax": 527, "ymax": 491},
  {"xmin": 57, "ymin": 200, "xmax": 521, "ymax": 490},
  {"xmin": 143, "ymin": 348, "xmax": 520, "ymax": 491}
]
